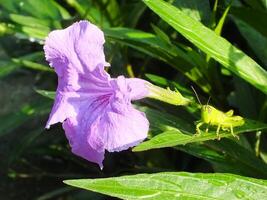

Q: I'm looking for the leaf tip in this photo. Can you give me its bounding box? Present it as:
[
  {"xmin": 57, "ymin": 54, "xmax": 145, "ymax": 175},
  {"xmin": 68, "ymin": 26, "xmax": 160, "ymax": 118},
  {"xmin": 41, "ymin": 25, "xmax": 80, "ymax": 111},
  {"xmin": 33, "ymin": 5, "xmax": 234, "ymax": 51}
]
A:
[
  {"xmin": 63, "ymin": 180, "xmax": 74, "ymax": 186},
  {"xmin": 132, "ymin": 146, "xmax": 139, "ymax": 152}
]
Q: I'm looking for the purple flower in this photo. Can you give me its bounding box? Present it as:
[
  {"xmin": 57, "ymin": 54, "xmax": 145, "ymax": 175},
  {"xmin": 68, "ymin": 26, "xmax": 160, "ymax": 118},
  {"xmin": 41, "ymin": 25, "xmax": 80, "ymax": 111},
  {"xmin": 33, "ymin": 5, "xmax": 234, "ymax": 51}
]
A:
[{"xmin": 44, "ymin": 21, "xmax": 149, "ymax": 168}]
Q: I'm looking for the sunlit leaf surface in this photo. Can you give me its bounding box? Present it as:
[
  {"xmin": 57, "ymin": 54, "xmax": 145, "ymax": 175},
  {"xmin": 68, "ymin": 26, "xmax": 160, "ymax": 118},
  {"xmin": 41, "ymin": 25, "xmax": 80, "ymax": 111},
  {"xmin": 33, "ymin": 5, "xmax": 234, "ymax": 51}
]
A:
[{"xmin": 64, "ymin": 172, "xmax": 267, "ymax": 200}]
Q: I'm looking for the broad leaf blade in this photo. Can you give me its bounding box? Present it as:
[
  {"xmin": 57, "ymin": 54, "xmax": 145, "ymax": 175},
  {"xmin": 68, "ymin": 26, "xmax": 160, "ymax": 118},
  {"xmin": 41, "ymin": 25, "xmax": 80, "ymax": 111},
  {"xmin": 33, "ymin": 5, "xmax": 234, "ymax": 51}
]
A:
[
  {"xmin": 64, "ymin": 172, "xmax": 267, "ymax": 200},
  {"xmin": 143, "ymin": 0, "xmax": 267, "ymax": 94}
]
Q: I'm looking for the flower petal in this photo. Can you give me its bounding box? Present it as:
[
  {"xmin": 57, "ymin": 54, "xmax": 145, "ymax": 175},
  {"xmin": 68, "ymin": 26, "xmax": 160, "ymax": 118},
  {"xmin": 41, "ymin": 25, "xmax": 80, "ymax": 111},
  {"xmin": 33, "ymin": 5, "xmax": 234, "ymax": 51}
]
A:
[
  {"xmin": 61, "ymin": 92, "xmax": 111, "ymax": 168},
  {"xmin": 59, "ymin": 75, "xmax": 148, "ymax": 166},
  {"xmin": 44, "ymin": 21, "xmax": 113, "ymax": 128},
  {"xmin": 63, "ymin": 118, "xmax": 105, "ymax": 168},
  {"xmin": 45, "ymin": 91, "xmax": 78, "ymax": 128},
  {"xmin": 126, "ymin": 78, "xmax": 149, "ymax": 100},
  {"xmin": 88, "ymin": 102, "xmax": 149, "ymax": 152},
  {"xmin": 44, "ymin": 20, "xmax": 109, "ymax": 75},
  {"xmin": 46, "ymin": 67, "xmax": 112, "ymax": 128}
]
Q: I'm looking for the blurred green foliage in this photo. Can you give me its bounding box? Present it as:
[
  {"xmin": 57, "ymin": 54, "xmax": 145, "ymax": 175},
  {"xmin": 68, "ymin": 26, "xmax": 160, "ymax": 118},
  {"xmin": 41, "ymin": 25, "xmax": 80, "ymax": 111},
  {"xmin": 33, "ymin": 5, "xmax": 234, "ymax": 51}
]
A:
[{"xmin": 1, "ymin": 0, "xmax": 267, "ymax": 199}]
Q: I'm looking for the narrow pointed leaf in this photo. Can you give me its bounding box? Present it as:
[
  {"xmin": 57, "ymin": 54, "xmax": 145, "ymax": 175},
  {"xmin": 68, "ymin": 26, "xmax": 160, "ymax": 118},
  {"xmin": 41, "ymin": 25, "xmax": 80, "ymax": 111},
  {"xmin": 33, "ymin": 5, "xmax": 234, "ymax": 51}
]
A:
[
  {"xmin": 173, "ymin": 0, "xmax": 211, "ymax": 24},
  {"xmin": 35, "ymin": 90, "xmax": 55, "ymax": 100},
  {"xmin": 0, "ymin": 101, "xmax": 51, "ymax": 137},
  {"xmin": 12, "ymin": 59, "xmax": 53, "ymax": 72},
  {"xmin": 214, "ymin": 4, "xmax": 231, "ymax": 36},
  {"xmin": 104, "ymin": 27, "xmax": 211, "ymax": 92},
  {"xmin": 9, "ymin": 14, "xmax": 51, "ymax": 28},
  {"xmin": 133, "ymin": 119, "xmax": 267, "ymax": 152},
  {"xmin": 230, "ymin": 7, "xmax": 267, "ymax": 38},
  {"xmin": 143, "ymin": 0, "xmax": 267, "ymax": 94},
  {"xmin": 0, "ymin": 52, "xmax": 44, "ymax": 78},
  {"xmin": 233, "ymin": 18, "xmax": 267, "ymax": 66}
]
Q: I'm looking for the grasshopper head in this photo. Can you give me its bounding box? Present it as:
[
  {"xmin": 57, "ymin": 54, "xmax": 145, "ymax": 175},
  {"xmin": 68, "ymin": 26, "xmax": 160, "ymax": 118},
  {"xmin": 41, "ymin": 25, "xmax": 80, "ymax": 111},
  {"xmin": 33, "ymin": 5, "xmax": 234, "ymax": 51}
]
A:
[{"xmin": 201, "ymin": 105, "xmax": 217, "ymax": 123}]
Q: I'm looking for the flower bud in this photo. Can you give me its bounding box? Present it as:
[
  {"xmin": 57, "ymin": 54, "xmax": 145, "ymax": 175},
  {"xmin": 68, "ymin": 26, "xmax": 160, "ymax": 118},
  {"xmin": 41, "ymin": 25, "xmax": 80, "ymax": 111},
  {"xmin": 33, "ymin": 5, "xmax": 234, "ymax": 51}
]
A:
[{"xmin": 146, "ymin": 83, "xmax": 190, "ymax": 106}]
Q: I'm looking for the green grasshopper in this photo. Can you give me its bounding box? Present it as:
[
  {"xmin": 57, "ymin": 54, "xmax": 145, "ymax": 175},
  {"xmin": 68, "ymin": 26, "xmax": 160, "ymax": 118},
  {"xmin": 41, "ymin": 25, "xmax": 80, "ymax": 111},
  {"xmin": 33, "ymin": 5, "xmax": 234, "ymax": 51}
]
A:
[{"xmin": 192, "ymin": 87, "xmax": 245, "ymax": 140}]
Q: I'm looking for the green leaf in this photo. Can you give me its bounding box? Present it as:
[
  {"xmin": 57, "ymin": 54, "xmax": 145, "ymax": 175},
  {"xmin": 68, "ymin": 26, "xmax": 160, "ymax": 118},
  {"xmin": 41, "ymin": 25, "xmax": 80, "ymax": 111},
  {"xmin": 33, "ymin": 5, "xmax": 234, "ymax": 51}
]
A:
[
  {"xmin": 209, "ymin": 139, "xmax": 267, "ymax": 177},
  {"xmin": 0, "ymin": 0, "xmax": 64, "ymax": 22},
  {"xmin": 9, "ymin": 14, "xmax": 51, "ymax": 28},
  {"xmin": 101, "ymin": 0, "xmax": 121, "ymax": 26},
  {"xmin": 176, "ymin": 142, "xmax": 267, "ymax": 178},
  {"xmin": 0, "ymin": 52, "xmax": 45, "ymax": 78},
  {"xmin": 133, "ymin": 119, "xmax": 267, "ymax": 152},
  {"xmin": 8, "ymin": 128, "xmax": 43, "ymax": 164},
  {"xmin": 64, "ymin": 172, "xmax": 267, "ymax": 200},
  {"xmin": 20, "ymin": 25, "xmax": 49, "ymax": 40},
  {"xmin": 143, "ymin": 0, "xmax": 267, "ymax": 94},
  {"xmin": 138, "ymin": 106, "xmax": 194, "ymax": 133},
  {"xmin": 233, "ymin": 18, "xmax": 267, "ymax": 66},
  {"xmin": 176, "ymin": 143, "xmax": 241, "ymax": 173},
  {"xmin": 8, "ymin": 14, "xmax": 51, "ymax": 40},
  {"xmin": 105, "ymin": 27, "xmax": 211, "ymax": 93},
  {"xmin": 243, "ymin": 0, "xmax": 264, "ymax": 10},
  {"xmin": 214, "ymin": 3, "xmax": 231, "ymax": 36},
  {"xmin": 65, "ymin": 0, "xmax": 110, "ymax": 27},
  {"xmin": 230, "ymin": 7, "xmax": 267, "ymax": 40},
  {"xmin": 230, "ymin": 77, "xmax": 259, "ymax": 118},
  {"xmin": 138, "ymin": 104, "xmax": 267, "ymax": 178},
  {"xmin": 123, "ymin": 1, "xmax": 147, "ymax": 27},
  {"xmin": 0, "ymin": 0, "xmax": 66, "ymax": 40},
  {"xmin": 173, "ymin": 0, "xmax": 211, "ymax": 24},
  {"xmin": 0, "ymin": 101, "xmax": 51, "ymax": 137},
  {"xmin": 36, "ymin": 187, "xmax": 74, "ymax": 200},
  {"xmin": 52, "ymin": 1, "xmax": 71, "ymax": 20},
  {"xmin": 19, "ymin": 0, "xmax": 62, "ymax": 20},
  {"xmin": 145, "ymin": 73, "xmax": 169, "ymax": 86},
  {"xmin": 151, "ymin": 24, "xmax": 171, "ymax": 44},
  {"xmin": 260, "ymin": 0, "xmax": 267, "ymax": 9},
  {"xmin": 36, "ymin": 90, "xmax": 55, "ymax": 100},
  {"xmin": 12, "ymin": 59, "xmax": 53, "ymax": 72},
  {"xmin": 105, "ymin": 27, "xmax": 194, "ymax": 67}
]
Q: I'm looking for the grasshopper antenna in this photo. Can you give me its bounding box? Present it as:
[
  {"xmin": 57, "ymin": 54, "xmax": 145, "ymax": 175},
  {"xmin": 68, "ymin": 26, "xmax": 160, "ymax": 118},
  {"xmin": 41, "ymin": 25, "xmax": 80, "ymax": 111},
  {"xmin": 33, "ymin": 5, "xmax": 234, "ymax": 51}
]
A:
[
  {"xmin": 191, "ymin": 86, "xmax": 202, "ymax": 106},
  {"xmin": 206, "ymin": 96, "xmax": 211, "ymax": 106}
]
